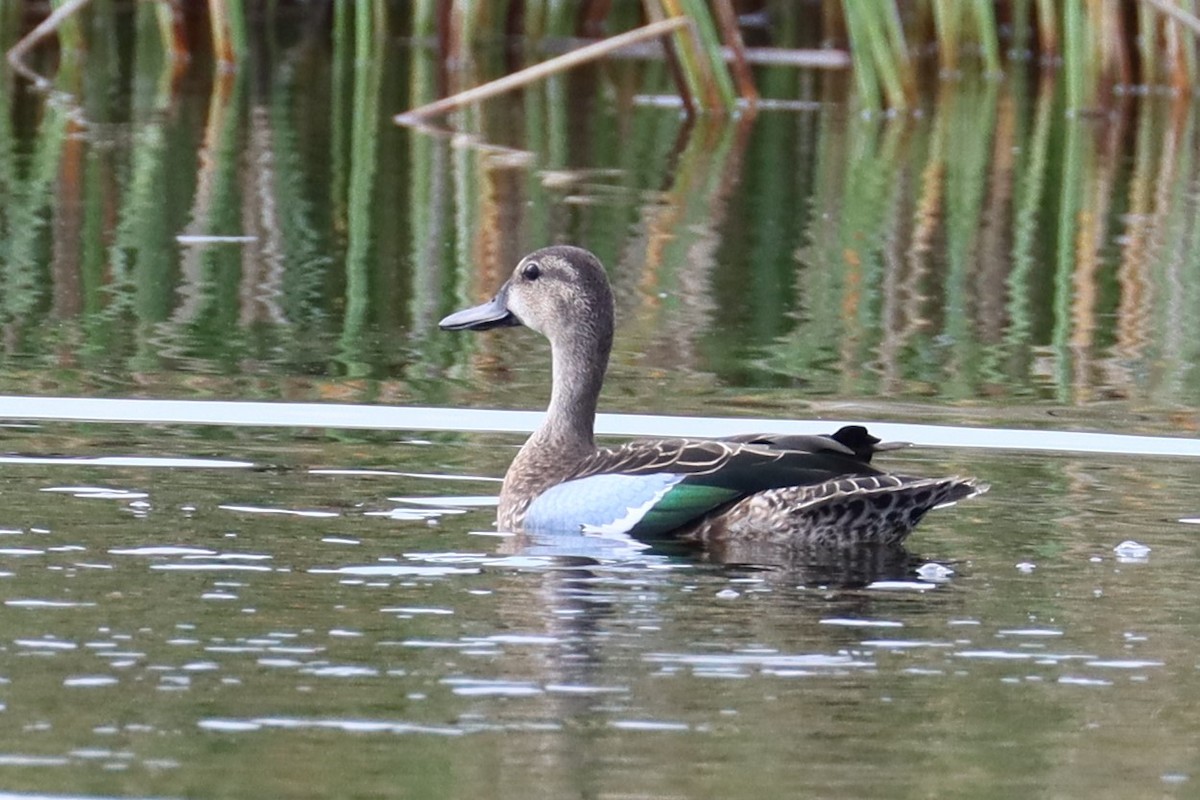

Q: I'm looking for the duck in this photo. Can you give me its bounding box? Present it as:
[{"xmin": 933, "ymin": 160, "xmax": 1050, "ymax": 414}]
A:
[{"xmin": 440, "ymin": 245, "xmax": 986, "ymax": 548}]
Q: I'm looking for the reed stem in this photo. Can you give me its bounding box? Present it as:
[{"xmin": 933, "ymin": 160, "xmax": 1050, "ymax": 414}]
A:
[
  {"xmin": 840, "ymin": 0, "xmax": 881, "ymax": 112},
  {"xmin": 1063, "ymin": 0, "xmax": 1089, "ymax": 111},
  {"xmin": 880, "ymin": 2, "xmax": 914, "ymax": 98},
  {"xmin": 658, "ymin": 0, "xmax": 729, "ymax": 111},
  {"xmin": 6, "ymin": 0, "xmax": 92, "ymax": 81},
  {"xmin": 931, "ymin": 0, "xmax": 961, "ymax": 74},
  {"xmin": 1139, "ymin": 0, "xmax": 1200, "ymax": 38},
  {"xmin": 858, "ymin": 0, "xmax": 907, "ymax": 108},
  {"xmin": 711, "ymin": 0, "xmax": 757, "ymax": 101},
  {"xmin": 1035, "ymin": 0, "xmax": 1058, "ymax": 57},
  {"xmin": 968, "ymin": 0, "xmax": 1002, "ymax": 74},
  {"xmin": 676, "ymin": 0, "xmax": 738, "ymax": 109},
  {"xmin": 396, "ymin": 16, "xmax": 690, "ymax": 122}
]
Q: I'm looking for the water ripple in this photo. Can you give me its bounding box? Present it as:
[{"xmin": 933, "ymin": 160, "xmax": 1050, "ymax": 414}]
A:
[
  {"xmin": 309, "ymin": 564, "xmax": 480, "ymax": 578},
  {"xmin": 7, "ymin": 600, "xmax": 97, "ymax": 609},
  {"xmin": 110, "ymin": 547, "xmax": 215, "ymax": 557},
  {"xmin": 41, "ymin": 486, "xmax": 149, "ymax": 500},
  {"xmin": 0, "ymin": 453, "xmax": 252, "ymax": 468},
  {"xmin": 820, "ymin": 618, "xmax": 904, "ymax": 628},
  {"xmin": 441, "ymin": 678, "xmax": 543, "ymax": 697},
  {"xmin": 644, "ymin": 652, "xmax": 874, "ymax": 673},
  {"xmin": 198, "ymin": 717, "xmax": 467, "ymax": 736},
  {"xmin": 219, "ymin": 505, "xmax": 339, "ymax": 519}
]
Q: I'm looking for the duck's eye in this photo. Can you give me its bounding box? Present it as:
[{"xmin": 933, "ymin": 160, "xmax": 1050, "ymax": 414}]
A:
[{"xmin": 522, "ymin": 261, "xmax": 541, "ymax": 281}]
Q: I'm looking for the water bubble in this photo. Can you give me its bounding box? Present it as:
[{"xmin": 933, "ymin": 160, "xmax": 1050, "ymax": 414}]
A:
[
  {"xmin": 916, "ymin": 562, "xmax": 954, "ymax": 581},
  {"xmin": 1113, "ymin": 540, "xmax": 1150, "ymax": 562}
]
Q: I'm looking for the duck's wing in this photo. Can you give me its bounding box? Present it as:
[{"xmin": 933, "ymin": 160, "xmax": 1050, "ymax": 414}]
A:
[{"xmin": 522, "ymin": 437, "xmax": 880, "ymax": 538}]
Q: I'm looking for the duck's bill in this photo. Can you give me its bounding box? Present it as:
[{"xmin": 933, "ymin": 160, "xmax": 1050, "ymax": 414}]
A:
[{"xmin": 439, "ymin": 287, "xmax": 522, "ymax": 331}]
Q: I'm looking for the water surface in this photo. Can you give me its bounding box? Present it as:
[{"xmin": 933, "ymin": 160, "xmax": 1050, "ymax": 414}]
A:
[{"xmin": 1, "ymin": 6, "xmax": 1199, "ymax": 799}]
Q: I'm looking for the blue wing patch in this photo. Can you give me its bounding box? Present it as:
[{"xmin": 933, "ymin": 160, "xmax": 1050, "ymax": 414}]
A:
[{"xmin": 524, "ymin": 473, "xmax": 686, "ymax": 536}]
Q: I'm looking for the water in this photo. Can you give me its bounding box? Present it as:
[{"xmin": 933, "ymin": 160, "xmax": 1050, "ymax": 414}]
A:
[
  {"xmin": 2, "ymin": 6, "xmax": 1200, "ymax": 799},
  {"xmin": 0, "ymin": 416, "xmax": 1196, "ymax": 798}
]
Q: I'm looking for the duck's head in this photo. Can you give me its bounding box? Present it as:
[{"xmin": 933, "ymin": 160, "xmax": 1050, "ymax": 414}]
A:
[{"xmin": 439, "ymin": 246, "xmax": 614, "ymax": 348}]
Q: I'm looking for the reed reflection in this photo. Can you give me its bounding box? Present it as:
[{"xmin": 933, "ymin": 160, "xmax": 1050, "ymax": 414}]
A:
[{"xmin": 2, "ymin": 27, "xmax": 1200, "ymax": 418}]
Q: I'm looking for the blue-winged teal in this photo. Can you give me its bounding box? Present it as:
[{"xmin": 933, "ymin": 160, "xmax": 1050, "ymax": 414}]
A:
[{"xmin": 441, "ymin": 246, "xmax": 985, "ymax": 547}]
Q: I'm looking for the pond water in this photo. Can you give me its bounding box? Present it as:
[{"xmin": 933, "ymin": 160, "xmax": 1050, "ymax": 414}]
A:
[{"xmin": 2, "ymin": 7, "xmax": 1200, "ymax": 799}]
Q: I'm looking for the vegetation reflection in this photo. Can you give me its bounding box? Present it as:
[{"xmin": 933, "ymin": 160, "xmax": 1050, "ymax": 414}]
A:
[{"xmin": 1, "ymin": 6, "xmax": 1199, "ymax": 425}]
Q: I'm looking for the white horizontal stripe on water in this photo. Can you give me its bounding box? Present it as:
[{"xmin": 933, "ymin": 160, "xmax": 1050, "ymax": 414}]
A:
[{"xmin": 0, "ymin": 395, "xmax": 1196, "ymax": 458}]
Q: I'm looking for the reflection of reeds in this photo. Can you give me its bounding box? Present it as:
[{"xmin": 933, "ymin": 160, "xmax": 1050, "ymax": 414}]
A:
[
  {"xmin": 774, "ymin": 107, "xmax": 910, "ymax": 395},
  {"xmin": 339, "ymin": 1, "xmax": 387, "ymax": 378},
  {"xmin": 208, "ymin": 0, "xmax": 246, "ymax": 66},
  {"xmin": 941, "ymin": 82, "xmax": 998, "ymax": 398},
  {"xmin": 52, "ymin": 109, "xmax": 85, "ymax": 321},
  {"xmin": 240, "ymin": 104, "xmax": 287, "ymax": 328},
  {"xmin": 407, "ymin": 27, "xmax": 449, "ymax": 341},
  {"xmin": 1145, "ymin": 104, "xmax": 1195, "ymax": 401},
  {"xmin": 174, "ymin": 71, "xmax": 243, "ymax": 329},
  {"xmin": 3, "ymin": 102, "xmax": 67, "ymax": 332},
  {"xmin": 754, "ymin": 77, "xmax": 1200, "ymax": 408},
  {"xmin": 630, "ymin": 116, "xmax": 748, "ymax": 371},
  {"xmin": 8, "ymin": 3, "xmax": 1200, "ymax": 414},
  {"xmin": 1004, "ymin": 78, "xmax": 1054, "ymax": 385}
]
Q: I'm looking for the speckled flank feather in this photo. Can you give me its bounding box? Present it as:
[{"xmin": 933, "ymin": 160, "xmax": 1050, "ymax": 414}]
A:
[
  {"xmin": 679, "ymin": 474, "xmax": 986, "ymax": 547},
  {"xmin": 440, "ymin": 246, "xmax": 988, "ymax": 548}
]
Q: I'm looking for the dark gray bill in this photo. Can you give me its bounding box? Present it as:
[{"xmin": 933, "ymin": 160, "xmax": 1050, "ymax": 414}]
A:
[{"xmin": 438, "ymin": 284, "xmax": 522, "ymax": 331}]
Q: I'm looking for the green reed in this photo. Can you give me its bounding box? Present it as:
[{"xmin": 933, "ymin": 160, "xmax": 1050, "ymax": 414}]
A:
[
  {"xmin": 11, "ymin": 1, "xmax": 1200, "ymax": 118},
  {"xmin": 837, "ymin": 0, "xmax": 1200, "ymax": 111},
  {"xmin": 673, "ymin": 0, "xmax": 737, "ymax": 109},
  {"xmin": 841, "ymin": 0, "xmax": 883, "ymax": 110}
]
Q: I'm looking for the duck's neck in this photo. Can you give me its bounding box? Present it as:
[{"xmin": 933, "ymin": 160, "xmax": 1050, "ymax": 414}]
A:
[
  {"xmin": 498, "ymin": 326, "xmax": 612, "ymax": 528},
  {"xmin": 539, "ymin": 332, "xmax": 607, "ymax": 455}
]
